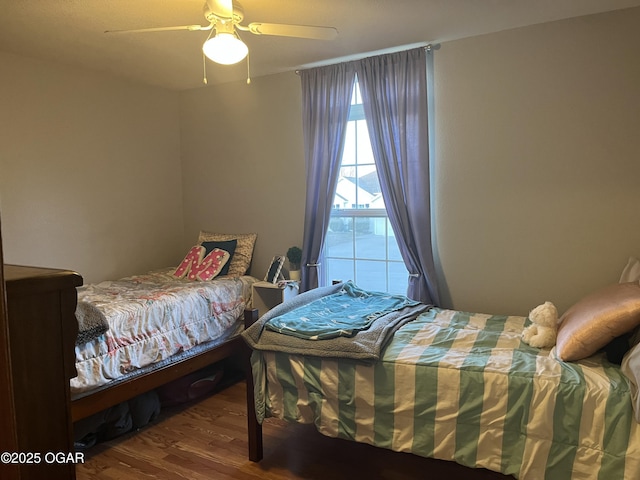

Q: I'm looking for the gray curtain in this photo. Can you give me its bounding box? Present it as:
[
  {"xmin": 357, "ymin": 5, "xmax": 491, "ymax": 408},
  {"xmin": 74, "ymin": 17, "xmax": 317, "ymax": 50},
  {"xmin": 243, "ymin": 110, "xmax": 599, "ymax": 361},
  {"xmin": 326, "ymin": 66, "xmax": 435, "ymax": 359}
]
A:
[
  {"xmin": 356, "ymin": 48, "xmax": 440, "ymax": 304},
  {"xmin": 299, "ymin": 62, "xmax": 356, "ymax": 291}
]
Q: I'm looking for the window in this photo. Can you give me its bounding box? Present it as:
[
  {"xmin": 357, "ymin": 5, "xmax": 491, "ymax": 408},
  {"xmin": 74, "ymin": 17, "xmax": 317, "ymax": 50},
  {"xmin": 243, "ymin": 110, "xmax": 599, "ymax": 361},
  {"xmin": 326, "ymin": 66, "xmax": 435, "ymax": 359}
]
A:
[{"xmin": 320, "ymin": 80, "xmax": 409, "ymax": 294}]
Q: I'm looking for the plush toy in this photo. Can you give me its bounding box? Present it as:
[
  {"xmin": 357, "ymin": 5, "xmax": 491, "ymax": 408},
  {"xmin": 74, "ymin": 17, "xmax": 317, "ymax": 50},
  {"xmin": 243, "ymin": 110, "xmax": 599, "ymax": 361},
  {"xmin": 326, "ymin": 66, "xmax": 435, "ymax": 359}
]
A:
[{"xmin": 522, "ymin": 301, "xmax": 558, "ymax": 348}]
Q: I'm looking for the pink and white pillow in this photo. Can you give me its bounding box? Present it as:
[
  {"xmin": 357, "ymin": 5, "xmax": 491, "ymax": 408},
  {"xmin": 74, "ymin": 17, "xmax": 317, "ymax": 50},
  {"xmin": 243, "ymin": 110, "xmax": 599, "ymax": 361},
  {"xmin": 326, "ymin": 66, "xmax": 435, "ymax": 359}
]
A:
[{"xmin": 173, "ymin": 245, "xmax": 230, "ymax": 281}]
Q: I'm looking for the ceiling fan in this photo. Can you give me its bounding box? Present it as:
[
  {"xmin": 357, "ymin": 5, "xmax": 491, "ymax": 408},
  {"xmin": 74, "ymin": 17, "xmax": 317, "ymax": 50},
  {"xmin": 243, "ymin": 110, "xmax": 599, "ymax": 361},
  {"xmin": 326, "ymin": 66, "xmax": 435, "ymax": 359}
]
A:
[{"xmin": 107, "ymin": 0, "xmax": 338, "ymax": 81}]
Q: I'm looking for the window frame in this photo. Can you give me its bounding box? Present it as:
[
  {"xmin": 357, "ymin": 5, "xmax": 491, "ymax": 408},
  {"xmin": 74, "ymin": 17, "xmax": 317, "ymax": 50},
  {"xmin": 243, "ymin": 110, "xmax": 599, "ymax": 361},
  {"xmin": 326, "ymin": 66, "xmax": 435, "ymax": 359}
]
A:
[{"xmin": 320, "ymin": 80, "xmax": 408, "ymax": 293}]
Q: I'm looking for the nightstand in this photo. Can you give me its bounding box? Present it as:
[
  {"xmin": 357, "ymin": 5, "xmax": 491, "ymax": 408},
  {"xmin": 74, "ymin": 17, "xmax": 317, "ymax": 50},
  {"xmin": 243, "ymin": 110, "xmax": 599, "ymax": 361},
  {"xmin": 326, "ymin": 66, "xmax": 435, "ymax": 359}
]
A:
[{"xmin": 251, "ymin": 281, "xmax": 299, "ymax": 317}]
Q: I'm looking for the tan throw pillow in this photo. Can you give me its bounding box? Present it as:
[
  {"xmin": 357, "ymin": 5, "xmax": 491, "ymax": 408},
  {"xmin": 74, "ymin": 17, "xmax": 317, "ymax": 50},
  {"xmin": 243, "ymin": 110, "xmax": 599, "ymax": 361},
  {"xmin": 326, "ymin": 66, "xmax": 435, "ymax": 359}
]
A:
[
  {"xmin": 620, "ymin": 257, "xmax": 640, "ymax": 283},
  {"xmin": 197, "ymin": 231, "xmax": 257, "ymax": 276},
  {"xmin": 556, "ymin": 282, "xmax": 640, "ymax": 361}
]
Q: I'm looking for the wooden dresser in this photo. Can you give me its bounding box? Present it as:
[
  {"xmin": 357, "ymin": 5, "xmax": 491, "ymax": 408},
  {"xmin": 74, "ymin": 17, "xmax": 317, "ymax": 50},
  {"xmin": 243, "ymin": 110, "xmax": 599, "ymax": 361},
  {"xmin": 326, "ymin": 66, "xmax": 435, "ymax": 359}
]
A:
[{"xmin": 4, "ymin": 265, "xmax": 83, "ymax": 480}]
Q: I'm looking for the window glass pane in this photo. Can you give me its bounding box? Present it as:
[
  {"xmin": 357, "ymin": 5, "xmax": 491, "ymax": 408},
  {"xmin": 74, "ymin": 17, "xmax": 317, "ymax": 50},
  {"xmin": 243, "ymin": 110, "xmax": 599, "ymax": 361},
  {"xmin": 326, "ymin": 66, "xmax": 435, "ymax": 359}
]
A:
[
  {"xmin": 326, "ymin": 258, "xmax": 354, "ymax": 284},
  {"xmin": 355, "ymin": 165, "xmax": 381, "ymax": 210},
  {"xmin": 326, "ymin": 223, "xmax": 353, "ymax": 258},
  {"xmin": 355, "ymin": 260, "xmax": 387, "ymax": 292},
  {"xmin": 387, "ymin": 262, "xmax": 409, "ymax": 295},
  {"xmin": 355, "ymin": 218, "xmax": 385, "ymax": 261},
  {"xmin": 322, "ymin": 78, "xmax": 409, "ymax": 295},
  {"xmin": 356, "ymin": 120, "xmax": 374, "ymax": 165},
  {"xmin": 342, "ymin": 122, "xmax": 356, "ymax": 165},
  {"xmin": 335, "ymin": 167, "xmax": 357, "ymax": 209}
]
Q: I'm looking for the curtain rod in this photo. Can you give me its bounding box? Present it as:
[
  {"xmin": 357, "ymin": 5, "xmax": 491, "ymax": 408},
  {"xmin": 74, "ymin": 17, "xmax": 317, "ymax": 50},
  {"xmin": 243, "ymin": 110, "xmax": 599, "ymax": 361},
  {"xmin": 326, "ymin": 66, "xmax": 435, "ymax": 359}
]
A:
[{"xmin": 294, "ymin": 43, "xmax": 439, "ymax": 75}]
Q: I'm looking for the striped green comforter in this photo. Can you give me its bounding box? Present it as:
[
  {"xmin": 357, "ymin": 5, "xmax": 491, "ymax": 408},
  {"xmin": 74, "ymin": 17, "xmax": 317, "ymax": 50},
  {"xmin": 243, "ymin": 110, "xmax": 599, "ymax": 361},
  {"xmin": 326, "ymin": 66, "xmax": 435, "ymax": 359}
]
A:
[{"xmin": 252, "ymin": 308, "xmax": 640, "ymax": 479}]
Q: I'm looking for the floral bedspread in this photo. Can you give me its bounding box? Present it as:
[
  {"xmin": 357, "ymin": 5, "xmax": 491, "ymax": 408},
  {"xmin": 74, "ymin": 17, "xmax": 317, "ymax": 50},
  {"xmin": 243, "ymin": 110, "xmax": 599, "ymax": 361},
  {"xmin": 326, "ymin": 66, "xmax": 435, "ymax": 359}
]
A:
[{"xmin": 71, "ymin": 268, "xmax": 256, "ymax": 396}]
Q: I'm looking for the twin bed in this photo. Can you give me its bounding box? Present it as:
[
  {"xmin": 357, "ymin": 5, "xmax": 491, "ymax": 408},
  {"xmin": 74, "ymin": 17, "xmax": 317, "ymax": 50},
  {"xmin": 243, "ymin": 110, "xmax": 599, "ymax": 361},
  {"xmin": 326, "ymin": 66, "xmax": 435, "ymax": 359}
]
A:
[
  {"xmin": 70, "ymin": 231, "xmax": 258, "ymax": 426},
  {"xmin": 242, "ymin": 280, "xmax": 640, "ymax": 480},
  {"xmin": 71, "ymin": 270, "xmax": 256, "ymax": 421}
]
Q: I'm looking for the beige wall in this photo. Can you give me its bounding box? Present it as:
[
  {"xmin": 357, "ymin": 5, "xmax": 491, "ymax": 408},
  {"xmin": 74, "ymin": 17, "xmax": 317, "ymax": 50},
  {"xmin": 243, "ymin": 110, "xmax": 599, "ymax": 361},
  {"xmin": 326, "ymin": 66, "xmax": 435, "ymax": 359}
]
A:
[
  {"xmin": 2, "ymin": 7, "xmax": 639, "ymax": 315},
  {"xmin": 0, "ymin": 52, "xmax": 184, "ymax": 284},
  {"xmin": 433, "ymin": 7, "xmax": 640, "ymax": 315},
  {"xmin": 179, "ymin": 73, "xmax": 306, "ymax": 278}
]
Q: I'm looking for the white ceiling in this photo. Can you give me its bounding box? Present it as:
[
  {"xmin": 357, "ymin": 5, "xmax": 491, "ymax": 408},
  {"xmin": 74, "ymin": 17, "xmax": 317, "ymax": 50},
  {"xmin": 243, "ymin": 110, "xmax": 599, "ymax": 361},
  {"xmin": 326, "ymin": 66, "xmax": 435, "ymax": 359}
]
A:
[{"xmin": 2, "ymin": 0, "xmax": 640, "ymax": 91}]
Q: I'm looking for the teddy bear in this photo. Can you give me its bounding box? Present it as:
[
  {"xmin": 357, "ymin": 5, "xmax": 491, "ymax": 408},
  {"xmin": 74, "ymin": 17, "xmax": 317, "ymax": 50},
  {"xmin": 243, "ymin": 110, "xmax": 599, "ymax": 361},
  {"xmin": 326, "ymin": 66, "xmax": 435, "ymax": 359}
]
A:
[{"xmin": 522, "ymin": 301, "xmax": 558, "ymax": 348}]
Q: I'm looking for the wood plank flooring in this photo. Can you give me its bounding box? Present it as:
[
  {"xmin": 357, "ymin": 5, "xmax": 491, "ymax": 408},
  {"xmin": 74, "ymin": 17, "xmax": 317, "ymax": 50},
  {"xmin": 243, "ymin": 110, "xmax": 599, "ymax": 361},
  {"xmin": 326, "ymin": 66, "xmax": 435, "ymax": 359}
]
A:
[{"xmin": 76, "ymin": 380, "xmax": 511, "ymax": 480}]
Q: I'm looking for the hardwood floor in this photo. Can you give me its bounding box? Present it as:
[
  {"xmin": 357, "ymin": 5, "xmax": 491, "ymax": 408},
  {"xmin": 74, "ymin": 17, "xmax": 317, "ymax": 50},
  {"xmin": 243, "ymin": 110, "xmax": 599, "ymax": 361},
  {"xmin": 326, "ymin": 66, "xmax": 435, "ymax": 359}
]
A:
[{"xmin": 76, "ymin": 380, "xmax": 511, "ymax": 480}]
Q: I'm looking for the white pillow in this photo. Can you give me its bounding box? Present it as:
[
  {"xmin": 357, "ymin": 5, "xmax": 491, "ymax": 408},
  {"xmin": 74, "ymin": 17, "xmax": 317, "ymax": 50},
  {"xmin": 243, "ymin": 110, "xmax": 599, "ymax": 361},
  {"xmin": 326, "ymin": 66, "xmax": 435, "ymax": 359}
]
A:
[
  {"xmin": 620, "ymin": 257, "xmax": 640, "ymax": 283},
  {"xmin": 621, "ymin": 343, "xmax": 640, "ymax": 423}
]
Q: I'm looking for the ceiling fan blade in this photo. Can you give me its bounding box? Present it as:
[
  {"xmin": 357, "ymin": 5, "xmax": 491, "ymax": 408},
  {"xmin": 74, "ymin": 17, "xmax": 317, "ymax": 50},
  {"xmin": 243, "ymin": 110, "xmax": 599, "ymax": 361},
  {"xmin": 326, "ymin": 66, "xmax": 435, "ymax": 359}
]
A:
[
  {"xmin": 206, "ymin": 0, "xmax": 234, "ymax": 21},
  {"xmin": 246, "ymin": 22, "xmax": 338, "ymax": 40},
  {"xmin": 105, "ymin": 24, "xmax": 211, "ymax": 34}
]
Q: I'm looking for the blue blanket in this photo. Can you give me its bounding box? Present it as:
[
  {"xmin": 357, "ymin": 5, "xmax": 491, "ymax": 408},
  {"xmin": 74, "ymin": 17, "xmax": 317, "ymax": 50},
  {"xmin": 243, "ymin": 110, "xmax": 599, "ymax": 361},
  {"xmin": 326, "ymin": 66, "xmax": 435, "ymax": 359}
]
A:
[
  {"xmin": 243, "ymin": 282, "xmax": 429, "ymax": 361},
  {"xmin": 264, "ymin": 281, "xmax": 421, "ymax": 340}
]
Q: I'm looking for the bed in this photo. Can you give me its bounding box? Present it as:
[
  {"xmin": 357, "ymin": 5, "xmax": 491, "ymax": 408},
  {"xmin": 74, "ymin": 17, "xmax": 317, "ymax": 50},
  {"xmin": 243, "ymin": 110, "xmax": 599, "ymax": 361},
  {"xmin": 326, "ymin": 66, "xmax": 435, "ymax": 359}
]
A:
[
  {"xmin": 71, "ymin": 231, "xmax": 259, "ymax": 425},
  {"xmin": 242, "ymin": 280, "xmax": 640, "ymax": 480}
]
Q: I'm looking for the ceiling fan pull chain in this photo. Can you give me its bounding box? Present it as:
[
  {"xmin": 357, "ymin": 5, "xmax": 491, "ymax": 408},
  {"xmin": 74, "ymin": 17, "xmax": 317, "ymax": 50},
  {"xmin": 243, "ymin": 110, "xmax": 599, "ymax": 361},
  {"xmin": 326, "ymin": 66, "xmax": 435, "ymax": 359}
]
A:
[
  {"xmin": 233, "ymin": 28, "xmax": 250, "ymax": 84},
  {"xmin": 246, "ymin": 51, "xmax": 251, "ymax": 85},
  {"xmin": 202, "ymin": 26, "xmax": 217, "ymax": 84},
  {"xmin": 202, "ymin": 51, "xmax": 208, "ymax": 84}
]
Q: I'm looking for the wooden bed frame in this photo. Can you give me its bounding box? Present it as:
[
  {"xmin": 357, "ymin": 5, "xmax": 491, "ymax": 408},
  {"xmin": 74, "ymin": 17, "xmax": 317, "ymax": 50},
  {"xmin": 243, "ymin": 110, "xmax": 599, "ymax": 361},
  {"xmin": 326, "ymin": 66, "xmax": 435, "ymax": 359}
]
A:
[
  {"xmin": 72, "ymin": 309, "xmax": 259, "ymax": 422},
  {"xmin": 241, "ymin": 309, "xmax": 512, "ymax": 479},
  {"xmin": 244, "ymin": 308, "xmax": 264, "ymax": 462}
]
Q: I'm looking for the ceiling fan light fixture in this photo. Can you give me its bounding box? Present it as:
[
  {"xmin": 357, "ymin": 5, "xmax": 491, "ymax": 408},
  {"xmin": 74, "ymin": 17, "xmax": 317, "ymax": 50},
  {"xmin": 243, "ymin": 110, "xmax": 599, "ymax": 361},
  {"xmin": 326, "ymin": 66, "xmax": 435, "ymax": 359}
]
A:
[{"xmin": 202, "ymin": 32, "xmax": 248, "ymax": 65}]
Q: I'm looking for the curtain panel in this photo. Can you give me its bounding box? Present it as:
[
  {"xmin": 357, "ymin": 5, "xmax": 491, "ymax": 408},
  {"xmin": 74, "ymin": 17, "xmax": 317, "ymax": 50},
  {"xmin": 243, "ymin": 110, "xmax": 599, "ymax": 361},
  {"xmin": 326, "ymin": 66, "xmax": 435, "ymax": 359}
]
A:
[
  {"xmin": 356, "ymin": 48, "xmax": 440, "ymax": 304},
  {"xmin": 299, "ymin": 63, "xmax": 356, "ymax": 292}
]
